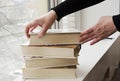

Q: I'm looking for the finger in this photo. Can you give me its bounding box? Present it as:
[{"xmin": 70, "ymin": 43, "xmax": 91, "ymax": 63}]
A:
[
  {"xmin": 80, "ymin": 36, "xmax": 95, "ymax": 44},
  {"xmin": 38, "ymin": 25, "xmax": 48, "ymax": 38},
  {"xmin": 25, "ymin": 22, "xmax": 38, "ymax": 38},
  {"xmin": 80, "ymin": 27, "xmax": 94, "ymax": 36},
  {"xmin": 25, "ymin": 25, "xmax": 30, "ymax": 38},
  {"xmin": 79, "ymin": 32, "xmax": 95, "ymax": 42},
  {"xmin": 90, "ymin": 38, "xmax": 101, "ymax": 45},
  {"xmin": 79, "ymin": 35, "xmax": 89, "ymax": 42},
  {"xmin": 30, "ymin": 26, "xmax": 37, "ymax": 32}
]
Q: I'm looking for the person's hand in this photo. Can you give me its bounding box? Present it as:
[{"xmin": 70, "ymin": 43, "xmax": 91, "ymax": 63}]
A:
[
  {"xmin": 25, "ymin": 10, "xmax": 57, "ymax": 38},
  {"xmin": 79, "ymin": 16, "xmax": 117, "ymax": 45}
]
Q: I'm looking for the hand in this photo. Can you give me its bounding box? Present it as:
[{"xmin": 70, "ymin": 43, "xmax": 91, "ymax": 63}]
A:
[
  {"xmin": 79, "ymin": 16, "xmax": 117, "ymax": 45},
  {"xmin": 25, "ymin": 10, "xmax": 57, "ymax": 38}
]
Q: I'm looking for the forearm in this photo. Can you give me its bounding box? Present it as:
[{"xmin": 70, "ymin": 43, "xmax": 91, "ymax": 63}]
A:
[
  {"xmin": 113, "ymin": 14, "xmax": 120, "ymax": 31},
  {"xmin": 52, "ymin": 0, "xmax": 105, "ymax": 21}
]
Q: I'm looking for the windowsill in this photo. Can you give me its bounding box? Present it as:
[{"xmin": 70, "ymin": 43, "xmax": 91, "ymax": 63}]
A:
[{"xmin": 77, "ymin": 32, "xmax": 120, "ymax": 81}]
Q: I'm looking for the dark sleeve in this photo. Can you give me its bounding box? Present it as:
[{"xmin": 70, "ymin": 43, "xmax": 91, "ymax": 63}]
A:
[
  {"xmin": 113, "ymin": 14, "xmax": 120, "ymax": 32},
  {"xmin": 51, "ymin": 0, "xmax": 105, "ymax": 21}
]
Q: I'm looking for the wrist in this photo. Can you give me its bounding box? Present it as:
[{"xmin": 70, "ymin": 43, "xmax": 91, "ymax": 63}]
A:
[{"xmin": 49, "ymin": 10, "xmax": 57, "ymax": 20}]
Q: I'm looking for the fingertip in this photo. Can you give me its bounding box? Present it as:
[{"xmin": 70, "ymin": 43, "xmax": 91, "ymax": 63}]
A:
[
  {"xmin": 79, "ymin": 38, "xmax": 83, "ymax": 43},
  {"xmin": 27, "ymin": 35, "xmax": 30, "ymax": 38},
  {"xmin": 25, "ymin": 29, "xmax": 29, "ymax": 39},
  {"xmin": 79, "ymin": 33, "xmax": 84, "ymax": 37},
  {"xmin": 38, "ymin": 33, "xmax": 44, "ymax": 38},
  {"xmin": 25, "ymin": 32, "xmax": 30, "ymax": 38},
  {"xmin": 79, "ymin": 35, "xmax": 88, "ymax": 43},
  {"xmin": 90, "ymin": 38, "xmax": 100, "ymax": 45},
  {"xmin": 25, "ymin": 32, "xmax": 29, "ymax": 38},
  {"xmin": 39, "ymin": 27, "xmax": 48, "ymax": 38},
  {"xmin": 90, "ymin": 42, "xmax": 94, "ymax": 45},
  {"xmin": 30, "ymin": 28, "xmax": 34, "ymax": 32},
  {"xmin": 79, "ymin": 42, "xmax": 84, "ymax": 45},
  {"xmin": 90, "ymin": 40, "xmax": 97, "ymax": 45}
]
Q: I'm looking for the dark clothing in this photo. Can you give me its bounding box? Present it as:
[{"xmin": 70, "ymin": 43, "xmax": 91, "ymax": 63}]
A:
[
  {"xmin": 52, "ymin": 0, "xmax": 105, "ymax": 21},
  {"xmin": 113, "ymin": 15, "xmax": 120, "ymax": 31},
  {"xmin": 52, "ymin": 0, "xmax": 120, "ymax": 31}
]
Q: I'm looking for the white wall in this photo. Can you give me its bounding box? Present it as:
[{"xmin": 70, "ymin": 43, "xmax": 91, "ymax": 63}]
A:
[
  {"xmin": 80, "ymin": 0, "xmax": 119, "ymax": 30},
  {"xmin": 35, "ymin": 0, "xmax": 48, "ymax": 16}
]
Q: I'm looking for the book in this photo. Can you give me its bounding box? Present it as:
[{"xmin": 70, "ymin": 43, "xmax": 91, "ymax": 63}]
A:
[
  {"xmin": 21, "ymin": 43, "xmax": 80, "ymax": 58},
  {"xmin": 22, "ymin": 66, "xmax": 76, "ymax": 79},
  {"xmin": 29, "ymin": 29, "xmax": 81, "ymax": 45},
  {"xmin": 24, "ymin": 57, "xmax": 78, "ymax": 68}
]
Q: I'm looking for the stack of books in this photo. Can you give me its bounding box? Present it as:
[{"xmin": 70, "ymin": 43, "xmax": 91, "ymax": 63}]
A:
[{"xmin": 21, "ymin": 29, "xmax": 81, "ymax": 79}]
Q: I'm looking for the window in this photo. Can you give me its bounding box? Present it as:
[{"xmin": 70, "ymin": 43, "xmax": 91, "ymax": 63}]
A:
[
  {"xmin": 0, "ymin": 0, "xmax": 81, "ymax": 80},
  {"xmin": 49, "ymin": 0, "xmax": 81, "ymax": 30},
  {"xmin": 0, "ymin": 0, "xmax": 49, "ymax": 80}
]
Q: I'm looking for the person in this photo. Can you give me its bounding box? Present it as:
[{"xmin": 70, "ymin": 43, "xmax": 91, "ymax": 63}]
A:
[{"xmin": 25, "ymin": 0, "xmax": 120, "ymax": 45}]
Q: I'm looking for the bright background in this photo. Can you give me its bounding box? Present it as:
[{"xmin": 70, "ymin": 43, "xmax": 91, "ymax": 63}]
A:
[{"xmin": 0, "ymin": 0, "xmax": 119, "ymax": 81}]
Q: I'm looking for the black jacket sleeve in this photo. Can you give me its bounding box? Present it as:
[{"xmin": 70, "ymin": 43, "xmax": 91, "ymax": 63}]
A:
[
  {"xmin": 52, "ymin": 0, "xmax": 105, "ymax": 21},
  {"xmin": 113, "ymin": 14, "xmax": 120, "ymax": 32}
]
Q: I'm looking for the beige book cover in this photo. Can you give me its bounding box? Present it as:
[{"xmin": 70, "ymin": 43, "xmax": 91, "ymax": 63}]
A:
[
  {"xmin": 22, "ymin": 66, "xmax": 76, "ymax": 79},
  {"xmin": 21, "ymin": 43, "xmax": 80, "ymax": 58},
  {"xmin": 24, "ymin": 57, "xmax": 78, "ymax": 68},
  {"xmin": 29, "ymin": 29, "xmax": 81, "ymax": 45}
]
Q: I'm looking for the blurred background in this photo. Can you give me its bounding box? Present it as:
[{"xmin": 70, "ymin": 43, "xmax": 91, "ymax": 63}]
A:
[{"xmin": 0, "ymin": 0, "xmax": 48, "ymax": 81}]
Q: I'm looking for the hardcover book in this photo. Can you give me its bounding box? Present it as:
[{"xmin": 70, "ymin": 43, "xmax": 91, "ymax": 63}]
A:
[
  {"xmin": 24, "ymin": 57, "xmax": 78, "ymax": 68},
  {"xmin": 21, "ymin": 43, "xmax": 80, "ymax": 58},
  {"xmin": 29, "ymin": 29, "xmax": 81, "ymax": 45},
  {"xmin": 22, "ymin": 66, "xmax": 76, "ymax": 79}
]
